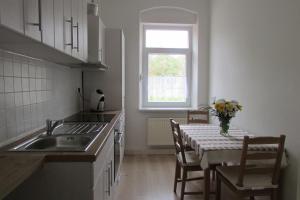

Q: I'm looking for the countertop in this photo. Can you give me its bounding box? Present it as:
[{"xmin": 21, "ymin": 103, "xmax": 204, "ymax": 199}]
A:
[
  {"xmin": 0, "ymin": 110, "xmax": 121, "ymax": 162},
  {"xmin": 0, "ymin": 154, "xmax": 45, "ymax": 199},
  {"xmin": 0, "ymin": 110, "xmax": 121, "ymax": 199}
]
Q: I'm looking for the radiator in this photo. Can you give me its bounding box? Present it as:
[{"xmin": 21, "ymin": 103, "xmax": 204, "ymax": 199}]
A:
[{"xmin": 147, "ymin": 118, "xmax": 187, "ymax": 146}]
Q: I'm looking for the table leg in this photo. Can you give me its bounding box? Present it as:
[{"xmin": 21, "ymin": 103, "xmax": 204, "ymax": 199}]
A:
[{"xmin": 204, "ymin": 168, "xmax": 210, "ymax": 200}]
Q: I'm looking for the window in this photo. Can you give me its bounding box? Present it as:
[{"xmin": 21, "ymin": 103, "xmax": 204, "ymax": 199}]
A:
[{"xmin": 140, "ymin": 25, "xmax": 193, "ymax": 109}]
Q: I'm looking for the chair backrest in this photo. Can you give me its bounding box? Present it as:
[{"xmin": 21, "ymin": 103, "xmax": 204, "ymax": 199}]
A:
[
  {"xmin": 236, "ymin": 135, "xmax": 286, "ymax": 187},
  {"xmin": 187, "ymin": 110, "xmax": 209, "ymax": 124},
  {"xmin": 170, "ymin": 119, "xmax": 187, "ymax": 164}
]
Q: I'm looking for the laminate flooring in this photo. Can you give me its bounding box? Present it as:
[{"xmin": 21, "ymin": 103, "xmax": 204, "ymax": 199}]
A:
[{"xmin": 113, "ymin": 155, "xmax": 268, "ymax": 200}]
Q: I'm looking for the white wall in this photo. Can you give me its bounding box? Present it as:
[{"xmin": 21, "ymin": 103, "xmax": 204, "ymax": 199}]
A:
[
  {"xmin": 101, "ymin": 0, "xmax": 210, "ymax": 153},
  {"xmin": 210, "ymin": 0, "xmax": 300, "ymax": 199},
  {"xmin": 0, "ymin": 50, "xmax": 81, "ymax": 145}
]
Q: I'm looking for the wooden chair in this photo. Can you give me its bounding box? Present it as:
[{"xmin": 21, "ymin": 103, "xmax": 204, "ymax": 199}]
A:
[
  {"xmin": 170, "ymin": 119, "xmax": 204, "ymax": 200},
  {"xmin": 216, "ymin": 135, "xmax": 286, "ymax": 200},
  {"xmin": 187, "ymin": 110, "xmax": 209, "ymax": 124}
]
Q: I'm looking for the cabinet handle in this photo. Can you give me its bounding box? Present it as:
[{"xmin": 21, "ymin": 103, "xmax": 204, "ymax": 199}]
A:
[
  {"xmin": 26, "ymin": 0, "xmax": 42, "ymax": 32},
  {"xmin": 65, "ymin": 17, "xmax": 73, "ymax": 48},
  {"xmin": 73, "ymin": 22, "xmax": 79, "ymax": 51}
]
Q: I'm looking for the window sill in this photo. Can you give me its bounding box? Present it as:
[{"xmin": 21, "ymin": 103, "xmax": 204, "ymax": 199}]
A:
[{"xmin": 139, "ymin": 107, "xmax": 194, "ymax": 112}]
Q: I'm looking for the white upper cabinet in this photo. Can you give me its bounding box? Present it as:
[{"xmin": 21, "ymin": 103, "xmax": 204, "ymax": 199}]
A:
[
  {"xmin": 63, "ymin": 0, "xmax": 72, "ymax": 55},
  {"xmin": 71, "ymin": 0, "xmax": 79, "ymax": 58},
  {"xmin": 0, "ymin": 0, "xmax": 87, "ymax": 63},
  {"xmin": 88, "ymin": 15, "xmax": 105, "ymax": 64},
  {"xmin": 41, "ymin": 0, "xmax": 54, "ymax": 47},
  {"xmin": 24, "ymin": 0, "xmax": 42, "ymax": 42},
  {"xmin": 53, "ymin": 0, "xmax": 64, "ymax": 52},
  {"xmin": 79, "ymin": 0, "xmax": 88, "ymax": 61},
  {"xmin": 0, "ymin": 0, "xmax": 24, "ymax": 34}
]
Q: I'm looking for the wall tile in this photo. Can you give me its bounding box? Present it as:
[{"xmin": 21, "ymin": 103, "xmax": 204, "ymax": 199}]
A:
[
  {"xmin": 23, "ymin": 92, "xmax": 30, "ymax": 105},
  {"xmin": 30, "ymin": 91, "xmax": 36, "ymax": 104},
  {"xmin": 29, "ymin": 78, "xmax": 36, "ymax": 91},
  {"xmin": 5, "ymin": 93, "xmax": 15, "ymax": 108},
  {"xmin": 0, "ymin": 109, "xmax": 5, "ymax": 127},
  {"xmin": 6, "ymin": 108, "xmax": 16, "ymax": 127},
  {"xmin": 41, "ymin": 79, "xmax": 46, "ymax": 90},
  {"xmin": 0, "ymin": 51, "xmax": 80, "ymax": 144},
  {"xmin": 14, "ymin": 77, "xmax": 22, "ymax": 92},
  {"xmin": 22, "ymin": 78, "xmax": 29, "ymax": 91},
  {"xmin": 36, "ymin": 91, "xmax": 42, "ymax": 103},
  {"xmin": 36, "ymin": 79, "xmax": 42, "ymax": 90},
  {"xmin": 6, "ymin": 125, "xmax": 17, "ymax": 139},
  {"xmin": 0, "ymin": 77, "xmax": 4, "ymax": 93},
  {"xmin": 0, "ymin": 94, "xmax": 4, "ymax": 109},
  {"xmin": 21, "ymin": 63, "xmax": 29, "ymax": 77},
  {"xmin": 29, "ymin": 65, "xmax": 36, "ymax": 78},
  {"xmin": 3, "ymin": 60, "xmax": 13, "ymax": 76},
  {"xmin": 4, "ymin": 77, "xmax": 14, "ymax": 93},
  {"xmin": 15, "ymin": 92, "xmax": 23, "ymax": 107},
  {"xmin": 0, "ymin": 59, "xmax": 3, "ymax": 76},
  {"xmin": 36, "ymin": 66, "xmax": 42, "ymax": 78},
  {"xmin": 0, "ymin": 127, "xmax": 7, "ymax": 142},
  {"xmin": 13, "ymin": 62, "xmax": 22, "ymax": 77}
]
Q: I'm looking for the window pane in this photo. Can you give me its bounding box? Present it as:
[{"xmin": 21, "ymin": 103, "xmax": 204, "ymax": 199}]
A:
[
  {"xmin": 146, "ymin": 30, "xmax": 189, "ymax": 48},
  {"xmin": 148, "ymin": 54, "xmax": 187, "ymax": 102}
]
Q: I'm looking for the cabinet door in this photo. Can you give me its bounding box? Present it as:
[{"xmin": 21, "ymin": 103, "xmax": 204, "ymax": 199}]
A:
[
  {"xmin": 94, "ymin": 168, "xmax": 106, "ymax": 200},
  {"xmin": 71, "ymin": 0, "xmax": 79, "ymax": 58},
  {"xmin": 98, "ymin": 19, "xmax": 105, "ymax": 63},
  {"xmin": 0, "ymin": 0, "xmax": 24, "ymax": 33},
  {"xmin": 63, "ymin": 0, "xmax": 72, "ymax": 55},
  {"xmin": 41, "ymin": 0, "xmax": 54, "ymax": 47},
  {"xmin": 24, "ymin": 0, "xmax": 42, "ymax": 41},
  {"xmin": 53, "ymin": 0, "xmax": 64, "ymax": 51},
  {"xmin": 78, "ymin": 0, "xmax": 87, "ymax": 61}
]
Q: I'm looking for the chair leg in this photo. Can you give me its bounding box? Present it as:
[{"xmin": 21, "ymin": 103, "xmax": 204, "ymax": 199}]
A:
[
  {"xmin": 180, "ymin": 168, "xmax": 187, "ymax": 200},
  {"xmin": 174, "ymin": 160, "xmax": 180, "ymax": 193},
  {"xmin": 216, "ymin": 173, "xmax": 221, "ymax": 200}
]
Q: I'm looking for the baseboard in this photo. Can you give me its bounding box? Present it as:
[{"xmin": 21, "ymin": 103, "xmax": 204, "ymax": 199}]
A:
[{"xmin": 125, "ymin": 148, "xmax": 175, "ymax": 155}]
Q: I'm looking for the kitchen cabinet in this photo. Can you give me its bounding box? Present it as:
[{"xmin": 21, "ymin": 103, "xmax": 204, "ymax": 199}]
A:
[
  {"xmin": 0, "ymin": 0, "xmax": 24, "ymax": 34},
  {"xmin": 53, "ymin": 0, "xmax": 64, "ymax": 51},
  {"xmin": 71, "ymin": 0, "xmax": 80, "ymax": 58},
  {"xmin": 5, "ymin": 120, "xmax": 118, "ymax": 200},
  {"xmin": 23, "ymin": 0, "xmax": 42, "ymax": 42},
  {"xmin": 63, "ymin": 0, "xmax": 72, "ymax": 55},
  {"xmin": 93, "ymin": 133, "xmax": 114, "ymax": 200},
  {"xmin": 88, "ymin": 15, "xmax": 106, "ymax": 63},
  {"xmin": 41, "ymin": 0, "xmax": 55, "ymax": 47}
]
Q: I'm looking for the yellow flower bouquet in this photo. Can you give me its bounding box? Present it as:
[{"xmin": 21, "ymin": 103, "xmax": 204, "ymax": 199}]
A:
[{"xmin": 210, "ymin": 99, "xmax": 242, "ymax": 136}]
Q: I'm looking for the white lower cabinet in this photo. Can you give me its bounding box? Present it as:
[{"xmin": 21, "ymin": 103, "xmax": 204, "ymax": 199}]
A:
[{"xmin": 5, "ymin": 130, "xmax": 115, "ymax": 200}]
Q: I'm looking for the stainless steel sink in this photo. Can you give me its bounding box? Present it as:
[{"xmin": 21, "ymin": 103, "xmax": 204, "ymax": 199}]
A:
[
  {"xmin": 23, "ymin": 135, "xmax": 92, "ymax": 151},
  {"xmin": 11, "ymin": 122, "xmax": 107, "ymax": 152}
]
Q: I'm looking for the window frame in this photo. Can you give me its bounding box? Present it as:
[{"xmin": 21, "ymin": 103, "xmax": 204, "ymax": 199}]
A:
[{"xmin": 140, "ymin": 24, "xmax": 193, "ymax": 109}]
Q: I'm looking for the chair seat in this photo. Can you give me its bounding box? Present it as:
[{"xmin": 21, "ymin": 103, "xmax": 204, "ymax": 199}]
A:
[
  {"xmin": 177, "ymin": 151, "xmax": 201, "ymax": 166},
  {"xmin": 217, "ymin": 166, "xmax": 278, "ymax": 191}
]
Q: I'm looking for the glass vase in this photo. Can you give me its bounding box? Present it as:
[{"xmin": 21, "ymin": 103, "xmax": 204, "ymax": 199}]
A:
[{"xmin": 219, "ymin": 118, "xmax": 230, "ymax": 136}]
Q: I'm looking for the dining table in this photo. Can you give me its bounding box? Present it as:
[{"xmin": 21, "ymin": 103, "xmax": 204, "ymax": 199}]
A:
[{"xmin": 180, "ymin": 123, "xmax": 288, "ymax": 200}]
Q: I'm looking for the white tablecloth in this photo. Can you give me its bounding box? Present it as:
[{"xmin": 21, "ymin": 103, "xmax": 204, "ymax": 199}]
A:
[{"xmin": 180, "ymin": 124, "xmax": 288, "ymax": 169}]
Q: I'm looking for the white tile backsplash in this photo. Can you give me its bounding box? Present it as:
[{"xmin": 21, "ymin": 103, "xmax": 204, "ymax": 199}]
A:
[
  {"xmin": 13, "ymin": 62, "xmax": 22, "ymax": 77},
  {"xmin": 21, "ymin": 63, "xmax": 29, "ymax": 77},
  {"xmin": 0, "ymin": 51, "xmax": 81, "ymax": 144},
  {"xmin": 4, "ymin": 60, "xmax": 13, "ymax": 76},
  {"xmin": 4, "ymin": 77, "xmax": 14, "ymax": 92}
]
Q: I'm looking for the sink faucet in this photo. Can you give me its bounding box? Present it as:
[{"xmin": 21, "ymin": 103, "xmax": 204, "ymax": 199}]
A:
[{"xmin": 46, "ymin": 119, "xmax": 64, "ymax": 136}]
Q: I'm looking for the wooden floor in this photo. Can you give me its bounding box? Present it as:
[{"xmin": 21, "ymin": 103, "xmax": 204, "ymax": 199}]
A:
[{"xmin": 113, "ymin": 155, "xmax": 270, "ymax": 200}]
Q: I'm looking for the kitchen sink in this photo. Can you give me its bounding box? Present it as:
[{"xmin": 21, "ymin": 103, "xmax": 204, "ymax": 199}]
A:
[
  {"xmin": 23, "ymin": 135, "xmax": 92, "ymax": 151},
  {"xmin": 11, "ymin": 122, "xmax": 107, "ymax": 152}
]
